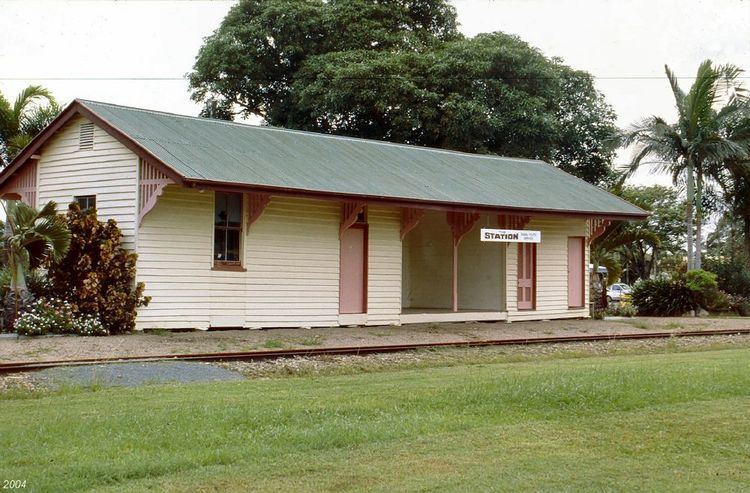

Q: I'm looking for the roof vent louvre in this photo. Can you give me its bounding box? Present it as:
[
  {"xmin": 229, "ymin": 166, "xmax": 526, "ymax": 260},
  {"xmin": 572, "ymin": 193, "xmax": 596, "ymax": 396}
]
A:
[{"xmin": 79, "ymin": 122, "xmax": 94, "ymax": 150}]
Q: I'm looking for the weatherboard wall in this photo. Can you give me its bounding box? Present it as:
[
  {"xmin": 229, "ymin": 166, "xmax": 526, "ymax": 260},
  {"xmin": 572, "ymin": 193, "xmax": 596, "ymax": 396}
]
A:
[
  {"xmin": 36, "ymin": 116, "xmax": 139, "ymax": 249},
  {"xmin": 135, "ymin": 189, "xmax": 402, "ymax": 329},
  {"xmin": 505, "ymin": 217, "xmax": 590, "ymax": 321}
]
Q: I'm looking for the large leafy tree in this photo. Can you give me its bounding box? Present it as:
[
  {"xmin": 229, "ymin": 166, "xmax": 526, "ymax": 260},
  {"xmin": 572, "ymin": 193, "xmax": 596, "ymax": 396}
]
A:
[
  {"xmin": 0, "ymin": 86, "xmax": 60, "ymax": 166},
  {"xmin": 618, "ymin": 185, "xmax": 686, "ymax": 280},
  {"xmin": 621, "ymin": 61, "xmax": 750, "ymax": 270},
  {"xmin": 189, "ymin": 0, "xmax": 618, "ymax": 185}
]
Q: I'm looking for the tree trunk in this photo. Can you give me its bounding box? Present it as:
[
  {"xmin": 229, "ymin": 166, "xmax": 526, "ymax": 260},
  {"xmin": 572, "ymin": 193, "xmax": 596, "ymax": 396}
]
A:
[
  {"xmin": 694, "ymin": 169, "xmax": 703, "ymax": 270},
  {"xmin": 744, "ymin": 213, "xmax": 750, "ymax": 268},
  {"xmin": 686, "ymin": 158, "xmax": 695, "ymax": 271}
]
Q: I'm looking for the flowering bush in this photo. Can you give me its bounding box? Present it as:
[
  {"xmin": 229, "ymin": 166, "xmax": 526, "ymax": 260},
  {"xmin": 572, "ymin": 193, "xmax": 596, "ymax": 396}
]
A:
[
  {"xmin": 46, "ymin": 203, "xmax": 150, "ymax": 334},
  {"xmin": 14, "ymin": 298, "xmax": 108, "ymax": 336},
  {"xmin": 72, "ymin": 313, "xmax": 108, "ymax": 336},
  {"xmin": 14, "ymin": 298, "xmax": 73, "ymax": 336}
]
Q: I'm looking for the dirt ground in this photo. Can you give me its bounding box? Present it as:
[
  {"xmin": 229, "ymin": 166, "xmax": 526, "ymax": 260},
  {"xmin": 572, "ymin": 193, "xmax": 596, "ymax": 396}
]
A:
[{"xmin": 1, "ymin": 316, "xmax": 748, "ymax": 364}]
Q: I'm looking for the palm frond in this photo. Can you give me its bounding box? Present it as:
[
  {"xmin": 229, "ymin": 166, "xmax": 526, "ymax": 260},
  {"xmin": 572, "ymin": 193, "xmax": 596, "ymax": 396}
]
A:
[
  {"xmin": 665, "ymin": 64, "xmax": 686, "ymax": 120},
  {"xmin": 12, "ymin": 85, "xmax": 54, "ymax": 124}
]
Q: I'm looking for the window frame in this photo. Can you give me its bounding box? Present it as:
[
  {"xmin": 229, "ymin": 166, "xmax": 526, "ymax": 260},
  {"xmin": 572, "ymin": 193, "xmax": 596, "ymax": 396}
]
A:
[
  {"xmin": 74, "ymin": 195, "xmax": 96, "ymax": 212},
  {"xmin": 212, "ymin": 192, "xmax": 245, "ymax": 271}
]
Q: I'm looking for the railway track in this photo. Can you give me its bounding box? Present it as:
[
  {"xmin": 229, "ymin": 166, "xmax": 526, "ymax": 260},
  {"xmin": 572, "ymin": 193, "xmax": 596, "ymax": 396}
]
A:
[{"xmin": 1, "ymin": 327, "xmax": 749, "ymax": 374}]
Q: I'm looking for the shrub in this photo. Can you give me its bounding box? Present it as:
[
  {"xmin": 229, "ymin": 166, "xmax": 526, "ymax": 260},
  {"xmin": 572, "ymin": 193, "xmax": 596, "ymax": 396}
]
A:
[
  {"xmin": 632, "ymin": 270, "xmax": 731, "ymax": 316},
  {"xmin": 686, "ymin": 269, "xmax": 720, "ymax": 309},
  {"xmin": 606, "ymin": 303, "xmax": 637, "ymax": 317},
  {"xmin": 46, "ymin": 203, "xmax": 150, "ymax": 334},
  {"xmin": 14, "ymin": 298, "xmax": 74, "ymax": 336},
  {"xmin": 727, "ymin": 294, "xmax": 750, "ymax": 317},
  {"xmin": 72, "ymin": 313, "xmax": 109, "ymax": 336},
  {"xmin": 15, "ymin": 298, "xmax": 110, "ymax": 336},
  {"xmin": 631, "ymin": 276, "xmax": 694, "ymax": 316},
  {"xmin": 704, "ymin": 256, "xmax": 750, "ymax": 297}
]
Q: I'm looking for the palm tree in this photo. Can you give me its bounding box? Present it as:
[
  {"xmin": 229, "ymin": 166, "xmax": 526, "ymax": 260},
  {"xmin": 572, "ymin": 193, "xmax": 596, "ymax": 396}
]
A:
[
  {"xmin": 621, "ymin": 60, "xmax": 750, "ymax": 270},
  {"xmin": 2, "ymin": 200, "xmax": 70, "ymax": 323},
  {"xmin": 590, "ymin": 222, "xmax": 660, "ymax": 302},
  {"xmin": 0, "ymin": 86, "xmax": 60, "ymax": 166}
]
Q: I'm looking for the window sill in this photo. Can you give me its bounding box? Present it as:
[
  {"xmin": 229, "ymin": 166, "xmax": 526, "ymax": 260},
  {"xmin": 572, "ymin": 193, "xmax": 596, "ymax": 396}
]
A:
[{"xmin": 212, "ymin": 264, "xmax": 247, "ymax": 272}]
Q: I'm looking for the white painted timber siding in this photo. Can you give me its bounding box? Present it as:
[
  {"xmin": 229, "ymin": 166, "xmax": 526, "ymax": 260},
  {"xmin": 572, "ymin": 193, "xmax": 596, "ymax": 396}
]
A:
[
  {"xmin": 506, "ymin": 217, "xmax": 590, "ymax": 321},
  {"xmin": 136, "ymin": 190, "xmax": 402, "ymax": 329},
  {"xmin": 136, "ymin": 185, "xmax": 587, "ymax": 329},
  {"xmin": 244, "ymin": 196, "xmax": 340, "ymax": 328},
  {"xmin": 136, "ymin": 185, "xmax": 213, "ymax": 329},
  {"xmin": 364, "ymin": 205, "xmax": 401, "ymax": 325},
  {"xmin": 36, "ymin": 116, "xmax": 139, "ymax": 249}
]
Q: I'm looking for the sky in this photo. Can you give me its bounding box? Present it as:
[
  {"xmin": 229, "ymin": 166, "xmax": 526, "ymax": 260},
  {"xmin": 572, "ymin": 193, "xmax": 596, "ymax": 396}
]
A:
[{"xmin": 1, "ymin": 0, "xmax": 749, "ymax": 186}]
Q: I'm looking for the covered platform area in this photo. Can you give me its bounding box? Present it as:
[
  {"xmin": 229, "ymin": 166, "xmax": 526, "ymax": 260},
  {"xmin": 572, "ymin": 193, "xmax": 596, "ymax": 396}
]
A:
[{"xmin": 400, "ymin": 210, "xmax": 515, "ymax": 323}]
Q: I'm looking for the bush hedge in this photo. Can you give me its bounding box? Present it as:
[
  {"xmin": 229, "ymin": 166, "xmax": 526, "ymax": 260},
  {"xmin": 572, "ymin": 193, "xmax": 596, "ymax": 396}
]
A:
[
  {"xmin": 45, "ymin": 204, "xmax": 150, "ymax": 334},
  {"xmin": 631, "ymin": 276, "xmax": 695, "ymax": 316},
  {"xmin": 14, "ymin": 298, "xmax": 108, "ymax": 336}
]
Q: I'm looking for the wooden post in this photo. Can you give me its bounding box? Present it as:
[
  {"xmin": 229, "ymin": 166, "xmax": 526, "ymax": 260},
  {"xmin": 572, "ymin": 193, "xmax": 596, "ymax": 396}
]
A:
[{"xmin": 453, "ymin": 242, "xmax": 459, "ymax": 312}]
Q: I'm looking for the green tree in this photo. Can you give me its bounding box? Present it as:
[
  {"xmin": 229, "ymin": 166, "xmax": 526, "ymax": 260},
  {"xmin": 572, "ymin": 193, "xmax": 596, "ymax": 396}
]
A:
[
  {"xmin": 618, "ymin": 185, "xmax": 686, "ymax": 279},
  {"xmin": 0, "ymin": 85, "xmax": 60, "ymax": 166},
  {"xmin": 1, "ymin": 200, "xmax": 70, "ymax": 324},
  {"xmin": 189, "ymin": 0, "xmax": 618, "ymax": 185},
  {"xmin": 622, "ymin": 61, "xmax": 750, "ymax": 270}
]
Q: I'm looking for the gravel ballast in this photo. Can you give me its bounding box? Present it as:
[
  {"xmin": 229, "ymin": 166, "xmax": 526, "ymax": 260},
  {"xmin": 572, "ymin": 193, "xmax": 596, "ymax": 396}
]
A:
[
  {"xmin": 30, "ymin": 361, "xmax": 245, "ymax": 389},
  {"xmin": 2, "ymin": 316, "xmax": 749, "ymax": 364}
]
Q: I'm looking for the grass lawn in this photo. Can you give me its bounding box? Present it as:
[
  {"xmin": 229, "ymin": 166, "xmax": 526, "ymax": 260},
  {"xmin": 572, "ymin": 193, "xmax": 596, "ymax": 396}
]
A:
[{"xmin": 2, "ymin": 346, "xmax": 750, "ymax": 492}]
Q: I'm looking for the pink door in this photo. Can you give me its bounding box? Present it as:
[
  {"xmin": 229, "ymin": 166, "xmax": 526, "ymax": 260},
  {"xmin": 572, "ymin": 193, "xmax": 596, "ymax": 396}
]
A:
[
  {"xmin": 568, "ymin": 237, "xmax": 585, "ymax": 308},
  {"xmin": 517, "ymin": 243, "xmax": 536, "ymax": 310},
  {"xmin": 340, "ymin": 226, "xmax": 367, "ymax": 314}
]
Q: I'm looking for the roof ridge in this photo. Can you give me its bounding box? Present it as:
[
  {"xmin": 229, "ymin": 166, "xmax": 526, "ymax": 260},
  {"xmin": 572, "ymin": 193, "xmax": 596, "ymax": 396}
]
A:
[{"xmin": 77, "ymin": 98, "xmax": 548, "ymax": 166}]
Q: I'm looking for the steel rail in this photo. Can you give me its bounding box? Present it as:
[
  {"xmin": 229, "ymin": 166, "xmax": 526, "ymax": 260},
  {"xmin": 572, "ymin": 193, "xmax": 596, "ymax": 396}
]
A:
[{"xmin": 1, "ymin": 327, "xmax": 749, "ymax": 374}]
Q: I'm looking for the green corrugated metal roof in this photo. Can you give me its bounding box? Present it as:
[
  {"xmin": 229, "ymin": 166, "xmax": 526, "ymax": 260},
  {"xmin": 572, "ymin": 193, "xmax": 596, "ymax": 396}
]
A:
[{"xmin": 79, "ymin": 100, "xmax": 646, "ymax": 218}]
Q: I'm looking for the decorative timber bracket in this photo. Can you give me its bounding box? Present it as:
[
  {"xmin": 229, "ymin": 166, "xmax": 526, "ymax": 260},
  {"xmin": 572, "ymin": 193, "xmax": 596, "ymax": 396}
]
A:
[
  {"xmin": 138, "ymin": 160, "xmax": 174, "ymax": 225},
  {"xmin": 447, "ymin": 211, "xmax": 480, "ymax": 246},
  {"xmin": 587, "ymin": 218, "xmax": 611, "ymax": 245},
  {"xmin": 498, "ymin": 214, "xmax": 531, "ymax": 230},
  {"xmin": 400, "ymin": 208, "xmax": 425, "ymax": 240},
  {"xmin": 246, "ymin": 192, "xmax": 271, "ymax": 229},
  {"xmin": 340, "ymin": 200, "xmax": 366, "ymax": 237}
]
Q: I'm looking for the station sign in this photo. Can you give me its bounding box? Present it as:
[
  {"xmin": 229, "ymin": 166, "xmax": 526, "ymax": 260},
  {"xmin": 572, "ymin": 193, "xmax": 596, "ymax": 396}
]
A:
[{"xmin": 480, "ymin": 228, "xmax": 541, "ymax": 243}]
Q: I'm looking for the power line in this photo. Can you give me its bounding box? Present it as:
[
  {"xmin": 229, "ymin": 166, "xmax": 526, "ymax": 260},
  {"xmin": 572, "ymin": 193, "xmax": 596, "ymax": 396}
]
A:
[{"xmin": 1, "ymin": 76, "xmax": 744, "ymax": 81}]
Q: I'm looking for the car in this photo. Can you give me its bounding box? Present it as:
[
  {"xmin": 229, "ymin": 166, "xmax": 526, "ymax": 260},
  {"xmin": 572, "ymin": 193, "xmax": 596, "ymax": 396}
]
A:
[{"xmin": 607, "ymin": 283, "xmax": 632, "ymax": 302}]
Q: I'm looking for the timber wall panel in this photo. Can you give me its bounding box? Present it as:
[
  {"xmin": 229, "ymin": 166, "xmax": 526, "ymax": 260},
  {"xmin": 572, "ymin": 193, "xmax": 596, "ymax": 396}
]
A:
[
  {"xmin": 36, "ymin": 116, "xmax": 139, "ymax": 249},
  {"xmin": 136, "ymin": 186, "xmax": 213, "ymax": 329},
  {"xmin": 244, "ymin": 196, "xmax": 341, "ymax": 328},
  {"xmin": 506, "ymin": 218, "xmax": 589, "ymax": 321},
  {"xmin": 365, "ymin": 205, "xmax": 401, "ymax": 325}
]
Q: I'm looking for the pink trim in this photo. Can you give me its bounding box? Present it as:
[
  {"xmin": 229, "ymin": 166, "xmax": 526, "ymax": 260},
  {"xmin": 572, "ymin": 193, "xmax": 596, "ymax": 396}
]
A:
[
  {"xmin": 138, "ymin": 160, "xmax": 173, "ymax": 225},
  {"xmin": 246, "ymin": 192, "xmax": 271, "ymax": 228},
  {"xmin": 587, "ymin": 218, "xmax": 611, "ymax": 245},
  {"xmin": 518, "ymin": 243, "xmax": 537, "ymax": 310},
  {"xmin": 498, "ymin": 214, "xmax": 531, "ymax": 230},
  {"xmin": 339, "ymin": 224, "xmax": 368, "ymax": 314},
  {"xmin": 400, "ymin": 207, "xmax": 425, "ymax": 240},
  {"xmin": 340, "ymin": 200, "xmax": 366, "ymax": 237},
  {"xmin": 567, "ymin": 237, "xmax": 585, "ymax": 308},
  {"xmin": 0, "ymin": 159, "xmax": 37, "ymax": 205}
]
